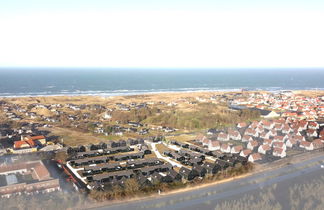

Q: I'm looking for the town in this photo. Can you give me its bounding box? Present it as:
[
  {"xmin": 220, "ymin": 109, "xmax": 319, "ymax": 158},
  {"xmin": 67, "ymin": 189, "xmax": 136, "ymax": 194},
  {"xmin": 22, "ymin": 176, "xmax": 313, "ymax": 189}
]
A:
[{"xmin": 0, "ymin": 90, "xmax": 323, "ymax": 204}]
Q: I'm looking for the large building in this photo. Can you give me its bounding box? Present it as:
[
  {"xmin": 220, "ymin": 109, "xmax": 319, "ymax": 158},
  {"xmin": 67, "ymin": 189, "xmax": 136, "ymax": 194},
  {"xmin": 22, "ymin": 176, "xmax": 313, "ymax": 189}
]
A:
[{"xmin": 0, "ymin": 160, "xmax": 60, "ymax": 197}]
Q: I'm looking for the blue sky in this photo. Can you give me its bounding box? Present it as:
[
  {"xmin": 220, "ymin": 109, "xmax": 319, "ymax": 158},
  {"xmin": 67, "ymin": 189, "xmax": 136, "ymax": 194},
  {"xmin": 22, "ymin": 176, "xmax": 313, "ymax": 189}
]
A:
[{"xmin": 0, "ymin": 0, "xmax": 323, "ymax": 68}]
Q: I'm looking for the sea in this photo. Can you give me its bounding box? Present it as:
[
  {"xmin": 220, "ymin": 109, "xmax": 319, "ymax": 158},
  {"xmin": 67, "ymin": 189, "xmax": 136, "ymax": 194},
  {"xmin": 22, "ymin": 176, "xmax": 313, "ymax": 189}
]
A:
[{"xmin": 0, "ymin": 68, "xmax": 323, "ymax": 97}]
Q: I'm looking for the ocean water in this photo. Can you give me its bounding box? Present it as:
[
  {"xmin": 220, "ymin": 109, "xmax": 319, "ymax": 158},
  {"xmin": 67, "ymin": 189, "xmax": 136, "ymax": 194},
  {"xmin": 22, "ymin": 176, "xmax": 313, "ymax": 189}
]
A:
[{"xmin": 0, "ymin": 68, "xmax": 323, "ymax": 97}]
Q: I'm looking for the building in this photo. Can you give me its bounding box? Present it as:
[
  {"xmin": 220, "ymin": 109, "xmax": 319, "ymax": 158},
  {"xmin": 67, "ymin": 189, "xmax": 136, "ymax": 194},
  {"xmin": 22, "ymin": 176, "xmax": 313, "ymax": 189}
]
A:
[{"xmin": 0, "ymin": 160, "xmax": 60, "ymax": 197}]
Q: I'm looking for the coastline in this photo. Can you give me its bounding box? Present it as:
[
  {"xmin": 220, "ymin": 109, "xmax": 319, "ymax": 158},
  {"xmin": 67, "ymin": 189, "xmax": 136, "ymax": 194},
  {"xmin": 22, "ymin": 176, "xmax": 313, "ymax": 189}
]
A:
[{"xmin": 0, "ymin": 88, "xmax": 323, "ymax": 98}]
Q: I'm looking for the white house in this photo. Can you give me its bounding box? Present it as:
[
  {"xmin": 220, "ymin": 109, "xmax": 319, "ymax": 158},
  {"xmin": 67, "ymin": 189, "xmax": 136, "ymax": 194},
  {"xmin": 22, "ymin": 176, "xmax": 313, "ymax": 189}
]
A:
[
  {"xmin": 220, "ymin": 143, "xmax": 231, "ymax": 153},
  {"xmin": 273, "ymin": 148, "xmax": 286, "ymax": 158},
  {"xmin": 247, "ymin": 140, "xmax": 259, "ymax": 150},
  {"xmin": 231, "ymin": 145, "xmax": 243, "ymax": 154},
  {"xmin": 248, "ymin": 153, "xmax": 262, "ymax": 162},
  {"xmin": 208, "ymin": 140, "xmax": 220, "ymax": 151},
  {"xmin": 258, "ymin": 144, "xmax": 271, "ymax": 154},
  {"xmin": 240, "ymin": 149, "xmax": 252, "ymax": 158},
  {"xmin": 217, "ymin": 132, "xmax": 229, "ymax": 141}
]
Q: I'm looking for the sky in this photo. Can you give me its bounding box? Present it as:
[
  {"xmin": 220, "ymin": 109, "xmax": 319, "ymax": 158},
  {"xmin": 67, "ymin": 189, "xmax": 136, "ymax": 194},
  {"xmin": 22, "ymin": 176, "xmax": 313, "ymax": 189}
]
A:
[{"xmin": 0, "ymin": 0, "xmax": 323, "ymax": 68}]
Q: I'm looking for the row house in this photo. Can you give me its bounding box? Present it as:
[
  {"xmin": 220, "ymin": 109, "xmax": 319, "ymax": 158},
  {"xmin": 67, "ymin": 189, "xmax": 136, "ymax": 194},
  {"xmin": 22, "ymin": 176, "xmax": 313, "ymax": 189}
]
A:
[
  {"xmin": 247, "ymin": 140, "xmax": 259, "ymax": 150},
  {"xmin": 258, "ymin": 144, "xmax": 271, "ymax": 154}
]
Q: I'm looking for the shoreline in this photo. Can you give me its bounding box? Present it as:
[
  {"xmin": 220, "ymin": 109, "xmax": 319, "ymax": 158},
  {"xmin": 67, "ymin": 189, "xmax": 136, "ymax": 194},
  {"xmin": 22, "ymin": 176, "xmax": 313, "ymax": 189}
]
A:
[{"xmin": 0, "ymin": 88, "xmax": 324, "ymax": 99}]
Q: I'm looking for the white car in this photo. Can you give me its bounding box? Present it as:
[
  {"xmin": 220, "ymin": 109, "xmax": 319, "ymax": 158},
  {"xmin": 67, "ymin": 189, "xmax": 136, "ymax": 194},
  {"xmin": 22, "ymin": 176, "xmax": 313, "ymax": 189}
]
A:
[{"xmin": 321, "ymin": 165, "xmax": 324, "ymax": 169}]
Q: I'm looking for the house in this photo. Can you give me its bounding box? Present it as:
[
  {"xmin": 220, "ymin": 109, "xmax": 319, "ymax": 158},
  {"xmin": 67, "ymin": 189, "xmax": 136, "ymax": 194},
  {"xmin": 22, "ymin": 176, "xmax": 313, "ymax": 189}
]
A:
[
  {"xmin": 192, "ymin": 164, "xmax": 207, "ymax": 177},
  {"xmin": 240, "ymin": 149, "xmax": 252, "ymax": 158},
  {"xmin": 311, "ymin": 139, "xmax": 324, "ymax": 149},
  {"xmin": 215, "ymin": 159, "xmax": 230, "ymax": 169},
  {"xmin": 202, "ymin": 138, "xmax": 210, "ymax": 146},
  {"xmin": 259, "ymin": 132, "xmax": 270, "ymax": 139},
  {"xmin": 201, "ymin": 162, "xmax": 220, "ymax": 174},
  {"xmin": 168, "ymin": 169, "xmax": 182, "ymax": 181},
  {"xmin": 293, "ymin": 135, "xmax": 305, "ymax": 142},
  {"xmin": 258, "ymin": 144, "xmax": 271, "ymax": 154},
  {"xmin": 263, "ymin": 139, "xmax": 273, "ymax": 146},
  {"xmin": 319, "ymin": 130, "xmax": 324, "ymax": 138},
  {"xmin": 306, "ymin": 129, "xmax": 317, "ymax": 138},
  {"xmin": 274, "ymin": 124, "xmax": 284, "ymax": 131},
  {"xmin": 228, "ymin": 130, "xmax": 241, "ymax": 141},
  {"xmin": 262, "ymin": 120, "xmax": 274, "ymax": 130},
  {"xmin": 242, "ymin": 135, "xmax": 253, "ymax": 142},
  {"xmin": 256, "ymin": 125, "xmax": 264, "ymax": 134},
  {"xmin": 272, "ymin": 142, "xmax": 286, "ymax": 150},
  {"xmin": 244, "ymin": 129, "xmax": 258, "ymax": 137},
  {"xmin": 217, "ymin": 132, "xmax": 229, "ymax": 141},
  {"xmin": 286, "ymin": 138, "xmax": 298, "ymax": 148},
  {"xmin": 220, "ymin": 143, "xmax": 231, "ymax": 153},
  {"xmin": 248, "ymin": 153, "xmax": 262, "ymax": 162},
  {"xmin": 179, "ymin": 167, "xmax": 199, "ymax": 181},
  {"xmin": 207, "ymin": 128, "xmax": 217, "ymax": 135},
  {"xmin": 267, "ymin": 129, "xmax": 277, "ymax": 137},
  {"xmin": 308, "ymin": 121, "xmax": 319, "ymax": 130},
  {"xmin": 237, "ymin": 122, "xmax": 247, "ymax": 129},
  {"xmin": 208, "ymin": 140, "xmax": 220, "ymax": 151},
  {"xmin": 263, "ymin": 111, "xmax": 280, "ymax": 118},
  {"xmin": 247, "ymin": 140, "xmax": 259, "ymax": 150},
  {"xmin": 230, "ymin": 145, "xmax": 243, "ymax": 154},
  {"xmin": 282, "ymin": 125, "xmax": 292, "ymax": 134},
  {"xmin": 273, "ymin": 147, "xmax": 286, "ymax": 158},
  {"xmin": 273, "ymin": 136, "xmax": 285, "ymax": 143},
  {"xmin": 299, "ymin": 141, "xmax": 313, "ymax": 150}
]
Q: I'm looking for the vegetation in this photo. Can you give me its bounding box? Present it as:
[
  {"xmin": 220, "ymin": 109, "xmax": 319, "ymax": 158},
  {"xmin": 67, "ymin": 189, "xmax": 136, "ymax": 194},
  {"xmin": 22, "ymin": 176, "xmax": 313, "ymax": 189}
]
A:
[{"xmin": 144, "ymin": 103, "xmax": 260, "ymax": 130}]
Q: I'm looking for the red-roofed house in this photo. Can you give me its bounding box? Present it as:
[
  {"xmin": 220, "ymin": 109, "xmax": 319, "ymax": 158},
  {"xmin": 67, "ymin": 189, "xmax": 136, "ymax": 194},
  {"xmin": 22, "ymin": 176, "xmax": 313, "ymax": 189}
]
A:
[
  {"xmin": 258, "ymin": 144, "xmax": 271, "ymax": 154},
  {"xmin": 231, "ymin": 145, "xmax": 243, "ymax": 154},
  {"xmin": 202, "ymin": 138, "xmax": 209, "ymax": 146},
  {"xmin": 247, "ymin": 140, "xmax": 259, "ymax": 150},
  {"xmin": 306, "ymin": 129, "xmax": 317, "ymax": 138},
  {"xmin": 220, "ymin": 143, "xmax": 231, "ymax": 153},
  {"xmin": 244, "ymin": 129, "xmax": 258, "ymax": 137},
  {"xmin": 248, "ymin": 153, "xmax": 262, "ymax": 162},
  {"xmin": 273, "ymin": 148, "xmax": 286, "ymax": 158},
  {"xmin": 267, "ymin": 130, "xmax": 277, "ymax": 137},
  {"xmin": 242, "ymin": 135, "xmax": 253, "ymax": 142},
  {"xmin": 286, "ymin": 138, "xmax": 298, "ymax": 148},
  {"xmin": 240, "ymin": 149, "xmax": 252, "ymax": 158},
  {"xmin": 300, "ymin": 141, "xmax": 313, "ymax": 150},
  {"xmin": 229, "ymin": 130, "xmax": 241, "ymax": 141},
  {"xmin": 259, "ymin": 132, "xmax": 270, "ymax": 139},
  {"xmin": 308, "ymin": 122, "xmax": 319, "ymax": 130},
  {"xmin": 282, "ymin": 125, "xmax": 292, "ymax": 134},
  {"xmin": 263, "ymin": 139, "xmax": 273, "ymax": 146},
  {"xmin": 208, "ymin": 140, "xmax": 220, "ymax": 151},
  {"xmin": 218, "ymin": 132, "xmax": 229, "ymax": 141},
  {"xmin": 312, "ymin": 139, "xmax": 324, "ymax": 149},
  {"xmin": 237, "ymin": 122, "xmax": 247, "ymax": 128},
  {"xmin": 273, "ymin": 142, "xmax": 286, "ymax": 150}
]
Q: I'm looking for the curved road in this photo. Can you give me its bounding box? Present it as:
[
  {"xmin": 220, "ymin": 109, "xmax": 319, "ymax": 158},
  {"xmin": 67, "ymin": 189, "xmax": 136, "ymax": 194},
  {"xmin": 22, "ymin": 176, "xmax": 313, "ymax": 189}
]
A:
[{"xmin": 93, "ymin": 154, "xmax": 324, "ymax": 210}]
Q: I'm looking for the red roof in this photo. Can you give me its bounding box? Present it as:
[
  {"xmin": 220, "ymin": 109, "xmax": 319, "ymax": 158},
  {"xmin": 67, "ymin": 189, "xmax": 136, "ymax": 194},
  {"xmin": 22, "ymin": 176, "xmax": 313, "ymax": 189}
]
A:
[{"xmin": 28, "ymin": 135, "xmax": 46, "ymax": 141}]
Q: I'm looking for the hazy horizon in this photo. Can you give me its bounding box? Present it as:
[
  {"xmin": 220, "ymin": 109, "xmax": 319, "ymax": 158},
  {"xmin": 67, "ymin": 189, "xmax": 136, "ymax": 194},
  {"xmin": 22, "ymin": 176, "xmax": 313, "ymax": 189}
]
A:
[{"xmin": 1, "ymin": 0, "xmax": 324, "ymax": 68}]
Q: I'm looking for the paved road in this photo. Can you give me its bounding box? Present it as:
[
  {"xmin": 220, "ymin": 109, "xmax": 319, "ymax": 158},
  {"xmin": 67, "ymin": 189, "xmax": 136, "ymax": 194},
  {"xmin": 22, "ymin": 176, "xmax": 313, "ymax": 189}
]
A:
[
  {"xmin": 93, "ymin": 153, "xmax": 324, "ymax": 210},
  {"xmin": 150, "ymin": 142, "xmax": 185, "ymax": 168}
]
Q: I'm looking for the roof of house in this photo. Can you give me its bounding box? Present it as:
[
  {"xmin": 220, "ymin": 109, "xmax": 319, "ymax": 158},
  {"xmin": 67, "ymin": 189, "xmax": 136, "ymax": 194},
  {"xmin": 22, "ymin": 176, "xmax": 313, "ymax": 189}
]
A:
[
  {"xmin": 300, "ymin": 141, "xmax": 311, "ymax": 147},
  {"xmin": 210, "ymin": 140, "xmax": 220, "ymax": 147},
  {"xmin": 249, "ymin": 153, "xmax": 262, "ymax": 160},
  {"xmin": 273, "ymin": 147, "xmax": 284, "ymax": 154},
  {"xmin": 241, "ymin": 149, "xmax": 252, "ymax": 156},
  {"xmin": 259, "ymin": 144, "xmax": 271, "ymax": 151}
]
